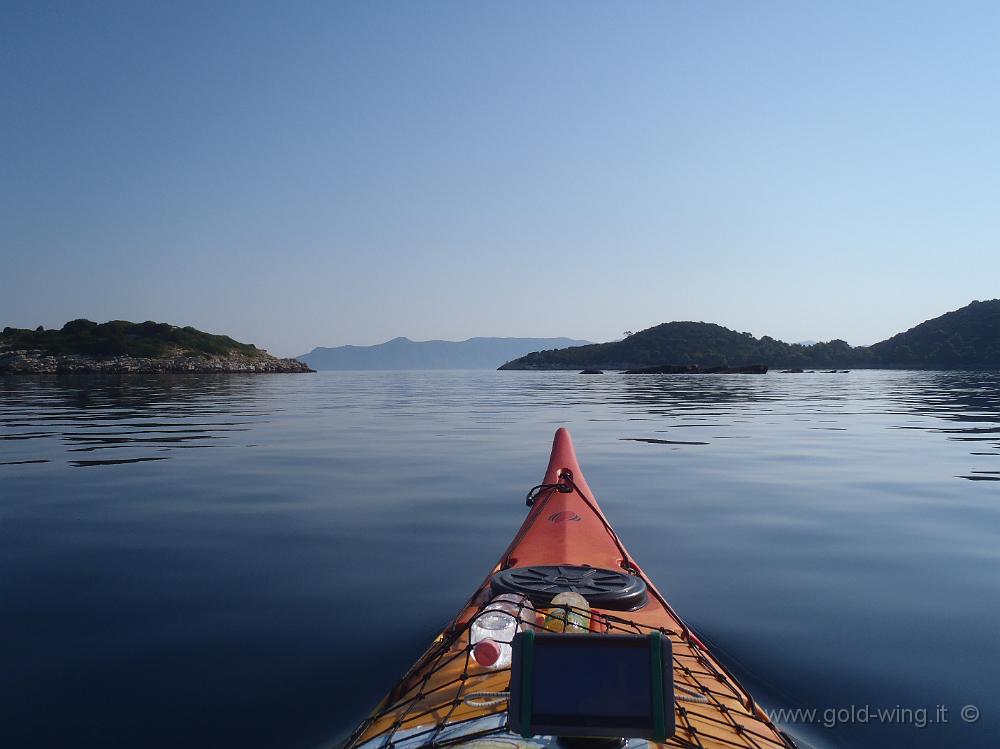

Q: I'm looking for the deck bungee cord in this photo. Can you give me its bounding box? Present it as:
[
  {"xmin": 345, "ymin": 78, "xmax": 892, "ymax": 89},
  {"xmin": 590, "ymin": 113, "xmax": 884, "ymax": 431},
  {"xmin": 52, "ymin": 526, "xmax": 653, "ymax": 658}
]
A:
[{"xmin": 464, "ymin": 682, "xmax": 711, "ymax": 708}]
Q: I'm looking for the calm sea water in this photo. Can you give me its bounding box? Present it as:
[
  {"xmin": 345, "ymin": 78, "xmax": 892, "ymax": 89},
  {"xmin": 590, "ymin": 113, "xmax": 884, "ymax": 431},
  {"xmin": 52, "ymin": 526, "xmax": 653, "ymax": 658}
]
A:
[{"xmin": 2, "ymin": 370, "xmax": 998, "ymax": 749}]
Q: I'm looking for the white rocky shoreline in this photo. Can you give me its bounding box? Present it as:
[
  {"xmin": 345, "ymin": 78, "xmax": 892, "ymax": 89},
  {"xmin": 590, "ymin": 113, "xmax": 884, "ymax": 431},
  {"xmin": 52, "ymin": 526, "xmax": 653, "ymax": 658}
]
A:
[{"xmin": 0, "ymin": 349, "xmax": 314, "ymax": 374}]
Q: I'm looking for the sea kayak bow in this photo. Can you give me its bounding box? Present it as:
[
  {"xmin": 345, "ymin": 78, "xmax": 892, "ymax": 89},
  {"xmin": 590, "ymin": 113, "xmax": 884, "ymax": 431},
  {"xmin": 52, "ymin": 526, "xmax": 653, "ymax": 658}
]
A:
[{"xmin": 342, "ymin": 428, "xmax": 796, "ymax": 749}]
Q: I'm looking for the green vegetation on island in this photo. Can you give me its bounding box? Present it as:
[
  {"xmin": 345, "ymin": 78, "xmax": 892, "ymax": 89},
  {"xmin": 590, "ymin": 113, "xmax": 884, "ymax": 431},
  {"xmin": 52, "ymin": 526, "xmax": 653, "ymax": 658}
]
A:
[
  {"xmin": 1, "ymin": 319, "xmax": 259, "ymax": 358},
  {"xmin": 0, "ymin": 319, "xmax": 313, "ymax": 373},
  {"xmin": 499, "ymin": 300, "xmax": 1000, "ymax": 371},
  {"xmin": 863, "ymin": 300, "xmax": 1000, "ymax": 369}
]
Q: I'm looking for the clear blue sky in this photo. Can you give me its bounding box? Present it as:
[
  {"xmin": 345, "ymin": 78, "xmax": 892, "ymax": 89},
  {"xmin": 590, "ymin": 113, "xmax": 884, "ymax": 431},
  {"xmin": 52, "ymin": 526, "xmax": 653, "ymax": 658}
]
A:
[{"xmin": 2, "ymin": 2, "xmax": 998, "ymax": 357}]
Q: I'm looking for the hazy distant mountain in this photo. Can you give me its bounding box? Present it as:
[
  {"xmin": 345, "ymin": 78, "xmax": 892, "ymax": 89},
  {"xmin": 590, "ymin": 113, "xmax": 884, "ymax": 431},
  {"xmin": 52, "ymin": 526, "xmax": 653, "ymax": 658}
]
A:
[
  {"xmin": 499, "ymin": 300, "xmax": 1000, "ymax": 371},
  {"xmin": 300, "ymin": 336, "xmax": 592, "ymax": 370}
]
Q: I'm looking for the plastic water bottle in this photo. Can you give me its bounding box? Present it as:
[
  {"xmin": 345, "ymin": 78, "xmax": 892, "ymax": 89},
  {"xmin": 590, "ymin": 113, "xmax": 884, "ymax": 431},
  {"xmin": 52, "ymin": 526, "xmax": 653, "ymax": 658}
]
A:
[
  {"xmin": 496, "ymin": 592, "xmax": 540, "ymax": 631},
  {"xmin": 470, "ymin": 594, "xmax": 526, "ymax": 669},
  {"xmin": 543, "ymin": 592, "xmax": 591, "ymax": 632}
]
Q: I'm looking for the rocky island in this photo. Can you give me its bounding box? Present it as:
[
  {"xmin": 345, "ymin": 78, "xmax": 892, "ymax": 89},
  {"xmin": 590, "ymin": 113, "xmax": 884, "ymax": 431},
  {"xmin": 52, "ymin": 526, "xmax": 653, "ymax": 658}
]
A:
[
  {"xmin": 0, "ymin": 320, "xmax": 313, "ymax": 374},
  {"xmin": 499, "ymin": 300, "xmax": 1000, "ymax": 372}
]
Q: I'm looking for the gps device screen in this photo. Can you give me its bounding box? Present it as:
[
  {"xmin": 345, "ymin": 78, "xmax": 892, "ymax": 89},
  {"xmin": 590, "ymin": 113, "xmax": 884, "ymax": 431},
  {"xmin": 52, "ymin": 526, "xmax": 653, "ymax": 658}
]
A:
[{"xmin": 509, "ymin": 631, "xmax": 674, "ymax": 741}]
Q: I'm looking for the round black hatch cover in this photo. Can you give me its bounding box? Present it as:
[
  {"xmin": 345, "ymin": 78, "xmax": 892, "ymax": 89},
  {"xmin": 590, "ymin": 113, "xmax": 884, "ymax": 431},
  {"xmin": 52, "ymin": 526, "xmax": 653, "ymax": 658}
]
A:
[{"xmin": 490, "ymin": 565, "xmax": 647, "ymax": 611}]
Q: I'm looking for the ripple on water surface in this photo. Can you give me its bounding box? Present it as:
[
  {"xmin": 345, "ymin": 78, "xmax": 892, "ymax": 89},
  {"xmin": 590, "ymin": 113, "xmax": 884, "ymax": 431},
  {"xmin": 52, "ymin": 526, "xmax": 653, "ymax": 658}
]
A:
[{"xmin": 1, "ymin": 370, "xmax": 999, "ymax": 749}]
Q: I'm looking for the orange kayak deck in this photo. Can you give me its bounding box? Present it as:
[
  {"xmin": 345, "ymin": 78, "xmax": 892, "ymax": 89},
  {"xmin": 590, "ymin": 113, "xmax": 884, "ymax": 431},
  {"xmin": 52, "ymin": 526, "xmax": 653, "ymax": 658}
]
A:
[{"xmin": 343, "ymin": 428, "xmax": 795, "ymax": 749}]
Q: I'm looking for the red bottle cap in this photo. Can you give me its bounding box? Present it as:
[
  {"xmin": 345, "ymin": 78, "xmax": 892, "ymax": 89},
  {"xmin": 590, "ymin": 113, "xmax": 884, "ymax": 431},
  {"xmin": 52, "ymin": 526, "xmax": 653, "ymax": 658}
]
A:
[{"xmin": 473, "ymin": 638, "xmax": 501, "ymax": 667}]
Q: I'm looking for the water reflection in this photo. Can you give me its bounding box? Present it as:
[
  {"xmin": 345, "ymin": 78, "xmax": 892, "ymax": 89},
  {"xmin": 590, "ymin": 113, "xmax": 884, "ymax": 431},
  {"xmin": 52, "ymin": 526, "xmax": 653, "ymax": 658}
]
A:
[
  {"xmin": 607, "ymin": 370, "xmax": 1000, "ymax": 468},
  {"xmin": 621, "ymin": 437, "xmax": 710, "ymax": 445},
  {"xmin": 1, "ymin": 369, "xmax": 999, "ymax": 749},
  {"xmin": 0, "ymin": 375, "xmax": 271, "ymax": 467},
  {"xmin": 2, "ymin": 370, "xmax": 1000, "ymax": 474}
]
